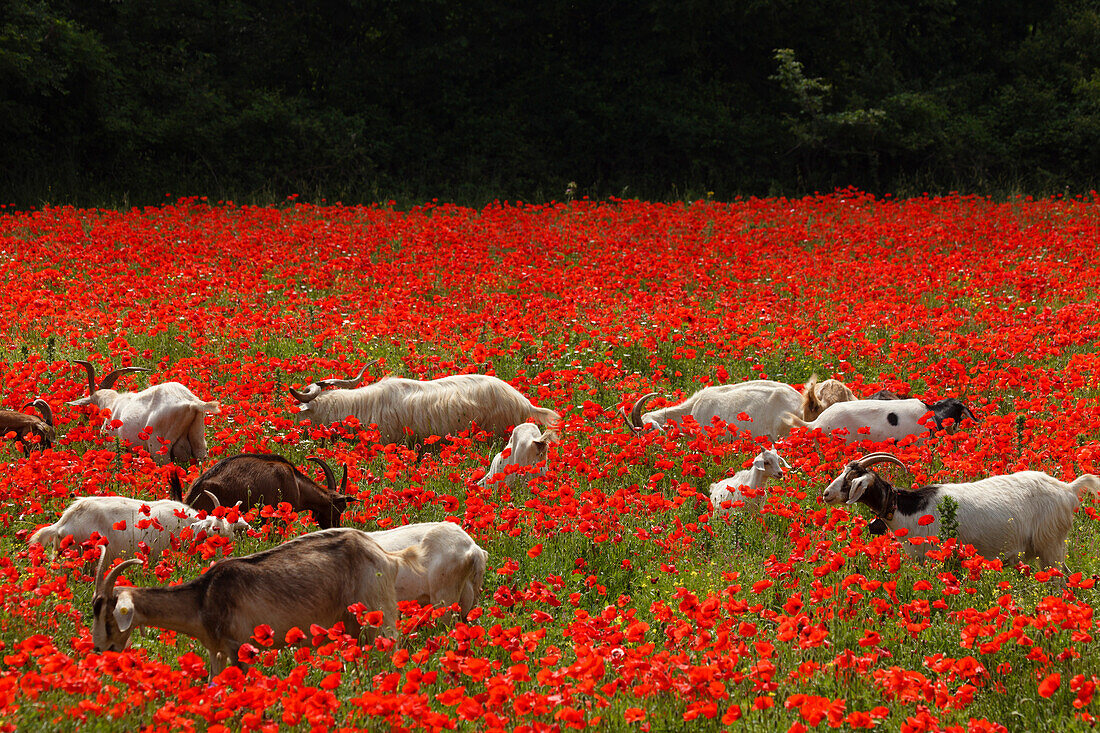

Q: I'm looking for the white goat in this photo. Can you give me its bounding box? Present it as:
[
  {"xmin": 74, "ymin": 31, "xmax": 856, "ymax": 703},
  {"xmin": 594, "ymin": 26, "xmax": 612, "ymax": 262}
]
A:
[
  {"xmin": 68, "ymin": 360, "xmax": 221, "ymax": 465},
  {"xmin": 91, "ymin": 528, "xmax": 418, "ymax": 676},
  {"xmin": 821, "ymin": 453, "xmax": 1100, "ymax": 571},
  {"xmin": 289, "ymin": 364, "xmax": 559, "ymax": 444},
  {"xmin": 622, "ymin": 379, "xmax": 842, "ymax": 440},
  {"xmin": 367, "ymin": 522, "xmax": 488, "ymax": 620},
  {"xmin": 478, "ymin": 423, "xmax": 555, "ymax": 487},
  {"xmin": 29, "ymin": 495, "xmax": 250, "ymax": 565},
  {"xmin": 709, "ymin": 449, "xmax": 790, "ymax": 514},
  {"xmin": 786, "ymin": 397, "xmax": 978, "ymax": 444}
]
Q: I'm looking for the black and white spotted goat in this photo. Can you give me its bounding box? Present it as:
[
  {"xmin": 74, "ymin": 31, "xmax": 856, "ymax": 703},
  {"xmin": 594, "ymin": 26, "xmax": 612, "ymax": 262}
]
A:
[
  {"xmin": 821, "ymin": 453, "xmax": 1100, "ymax": 571},
  {"xmin": 785, "ymin": 397, "xmax": 978, "ymax": 444}
]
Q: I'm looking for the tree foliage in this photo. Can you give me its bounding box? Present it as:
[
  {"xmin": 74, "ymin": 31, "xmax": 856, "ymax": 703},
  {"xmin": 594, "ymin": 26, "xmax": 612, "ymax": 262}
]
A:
[{"xmin": 2, "ymin": 0, "xmax": 1099, "ymax": 204}]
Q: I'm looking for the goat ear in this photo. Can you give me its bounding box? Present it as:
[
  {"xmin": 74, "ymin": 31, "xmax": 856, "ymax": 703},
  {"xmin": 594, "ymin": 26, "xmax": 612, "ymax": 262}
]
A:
[
  {"xmin": 847, "ymin": 474, "xmax": 875, "ymax": 505},
  {"xmin": 752, "ymin": 458, "xmax": 766, "ymax": 471},
  {"xmin": 114, "ymin": 593, "xmax": 135, "ymax": 632},
  {"xmin": 67, "ymin": 396, "xmax": 93, "ymax": 406}
]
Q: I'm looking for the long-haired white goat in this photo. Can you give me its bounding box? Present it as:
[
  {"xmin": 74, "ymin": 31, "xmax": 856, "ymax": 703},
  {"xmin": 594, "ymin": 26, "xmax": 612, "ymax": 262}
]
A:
[{"xmin": 289, "ymin": 364, "xmax": 559, "ymax": 444}]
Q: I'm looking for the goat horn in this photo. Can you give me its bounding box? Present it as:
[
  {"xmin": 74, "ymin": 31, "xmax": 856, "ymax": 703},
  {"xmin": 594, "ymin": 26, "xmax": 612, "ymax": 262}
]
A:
[
  {"xmin": 24, "ymin": 399, "xmax": 54, "ymax": 426},
  {"xmin": 317, "ymin": 361, "xmax": 376, "ymax": 389},
  {"xmin": 340, "ymin": 463, "xmax": 348, "ymax": 494},
  {"xmin": 624, "ymin": 393, "xmax": 658, "ymax": 434},
  {"xmin": 307, "ymin": 456, "xmax": 337, "ymax": 493},
  {"xmin": 71, "ymin": 360, "xmax": 98, "ymax": 394},
  {"xmin": 289, "ymin": 384, "xmax": 323, "ymax": 403},
  {"xmin": 857, "ymin": 452, "xmax": 908, "ymax": 472},
  {"xmin": 99, "ymin": 367, "xmax": 152, "ymax": 390},
  {"xmin": 202, "ymin": 490, "xmax": 222, "ymax": 508},
  {"xmin": 95, "ymin": 546, "xmax": 142, "ymax": 596}
]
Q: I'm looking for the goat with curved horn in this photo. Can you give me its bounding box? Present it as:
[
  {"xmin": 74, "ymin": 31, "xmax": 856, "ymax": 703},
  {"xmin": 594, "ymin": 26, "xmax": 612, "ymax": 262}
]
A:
[
  {"xmin": 857, "ymin": 452, "xmax": 909, "ymax": 471},
  {"xmin": 289, "ymin": 361, "xmax": 377, "ymax": 404},
  {"xmin": 175, "ymin": 453, "xmax": 355, "ymax": 529},
  {"xmin": 0, "ymin": 398, "xmax": 56, "ymax": 455},
  {"xmin": 95, "ymin": 546, "xmax": 142, "ymax": 596},
  {"xmin": 620, "ymin": 393, "xmax": 658, "ymax": 434},
  {"xmin": 620, "ymin": 379, "xmax": 829, "ymax": 441},
  {"xmin": 66, "ymin": 356, "xmax": 221, "ymax": 465},
  {"xmin": 290, "ymin": 370, "xmax": 559, "ymax": 446}
]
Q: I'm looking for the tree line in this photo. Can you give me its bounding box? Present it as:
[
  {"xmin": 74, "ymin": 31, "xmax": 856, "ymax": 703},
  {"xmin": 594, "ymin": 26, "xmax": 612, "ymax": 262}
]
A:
[{"xmin": 3, "ymin": 0, "xmax": 1099, "ymax": 206}]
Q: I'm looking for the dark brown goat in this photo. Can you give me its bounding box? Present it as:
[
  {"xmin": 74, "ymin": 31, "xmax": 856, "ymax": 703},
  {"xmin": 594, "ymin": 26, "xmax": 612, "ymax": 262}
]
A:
[
  {"xmin": 169, "ymin": 454, "xmax": 355, "ymax": 529},
  {"xmin": 0, "ymin": 399, "xmax": 55, "ymax": 455}
]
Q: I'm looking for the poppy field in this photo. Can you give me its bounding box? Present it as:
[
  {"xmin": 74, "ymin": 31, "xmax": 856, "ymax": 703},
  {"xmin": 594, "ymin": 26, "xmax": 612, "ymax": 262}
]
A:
[{"xmin": 2, "ymin": 191, "xmax": 1100, "ymax": 731}]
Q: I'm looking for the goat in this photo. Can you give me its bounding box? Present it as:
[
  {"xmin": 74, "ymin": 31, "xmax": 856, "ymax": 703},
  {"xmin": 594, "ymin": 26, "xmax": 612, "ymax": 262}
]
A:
[
  {"xmin": 821, "ymin": 453, "xmax": 1100, "ymax": 571},
  {"xmin": 784, "ymin": 398, "xmax": 978, "ymax": 445},
  {"xmin": 170, "ymin": 454, "xmax": 355, "ymax": 530},
  {"xmin": 367, "ymin": 522, "xmax": 488, "ymax": 620},
  {"xmin": 800, "ymin": 375, "xmax": 857, "ymax": 421},
  {"xmin": 622, "ymin": 379, "xmax": 849, "ymax": 440},
  {"xmin": 478, "ymin": 423, "xmax": 555, "ymax": 488},
  {"xmin": 866, "ymin": 389, "xmax": 977, "ymax": 430},
  {"xmin": 29, "ymin": 495, "xmax": 250, "ymax": 566},
  {"xmin": 289, "ymin": 364, "xmax": 559, "ymax": 445},
  {"xmin": 0, "ymin": 399, "xmax": 55, "ymax": 455},
  {"xmin": 709, "ymin": 449, "xmax": 790, "ymax": 515},
  {"xmin": 91, "ymin": 528, "xmax": 419, "ymax": 676},
  {"xmin": 67, "ymin": 360, "xmax": 220, "ymax": 465}
]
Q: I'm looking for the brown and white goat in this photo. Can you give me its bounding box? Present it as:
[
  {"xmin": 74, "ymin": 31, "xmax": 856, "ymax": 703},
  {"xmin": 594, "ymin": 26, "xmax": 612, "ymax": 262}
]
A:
[
  {"xmin": 800, "ymin": 375, "xmax": 857, "ymax": 421},
  {"xmin": 0, "ymin": 399, "xmax": 55, "ymax": 455},
  {"xmin": 91, "ymin": 529, "xmax": 420, "ymax": 676},
  {"xmin": 170, "ymin": 454, "xmax": 355, "ymax": 530},
  {"xmin": 68, "ymin": 360, "xmax": 220, "ymax": 465}
]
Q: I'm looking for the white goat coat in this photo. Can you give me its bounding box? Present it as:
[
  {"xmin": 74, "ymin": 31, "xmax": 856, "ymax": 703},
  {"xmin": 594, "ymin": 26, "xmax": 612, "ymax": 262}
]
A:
[
  {"xmin": 367, "ymin": 522, "xmax": 488, "ymax": 618},
  {"xmin": 296, "ymin": 374, "xmax": 558, "ymax": 444},
  {"xmin": 641, "ymin": 380, "xmax": 801, "ymax": 439},
  {"xmin": 30, "ymin": 496, "xmax": 250, "ymax": 564},
  {"xmin": 479, "ymin": 423, "xmax": 550, "ymax": 488},
  {"xmin": 882, "ymin": 473, "xmax": 1098, "ymax": 567},
  {"xmin": 84, "ymin": 383, "xmax": 220, "ymax": 464},
  {"xmin": 788, "ymin": 399, "xmax": 932, "ymax": 444},
  {"xmin": 709, "ymin": 449, "xmax": 788, "ymax": 514}
]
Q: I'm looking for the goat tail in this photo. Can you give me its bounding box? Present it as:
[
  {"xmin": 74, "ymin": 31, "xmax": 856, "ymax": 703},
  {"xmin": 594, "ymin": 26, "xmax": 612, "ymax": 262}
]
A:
[
  {"xmin": 197, "ymin": 401, "xmax": 221, "ymax": 414},
  {"xmin": 782, "ymin": 412, "xmax": 810, "ymax": 429},
  {"xmin": 1069, "ymin": 474, "xmax": 1100, "ymax": 503},
  {"xmin": 29, "ymin": 524, "xmax": 59, "ymax": 549},
  {"xmin": 394, "ymin": 545, "xmax": 425, "ymax": 576},
  {"xmin": 531, "ymin": 406, "xmax": 561, "ymax": 430}
]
